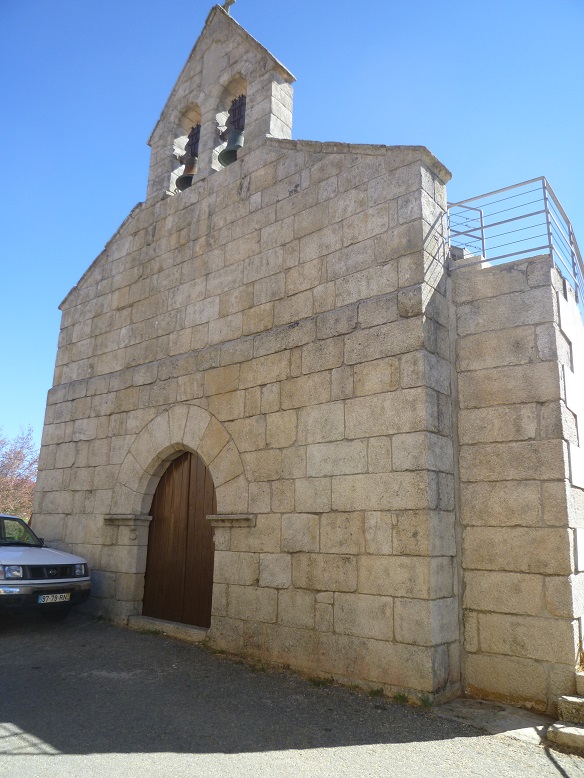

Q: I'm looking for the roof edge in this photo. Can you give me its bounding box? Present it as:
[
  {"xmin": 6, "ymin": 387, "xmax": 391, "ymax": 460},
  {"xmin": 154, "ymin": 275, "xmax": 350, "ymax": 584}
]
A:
[
  {"xmin": 265, "ymin": 137, "xmax": 452, "ymax": 184},
  {"xmin": 59, "ymin": 203, "xmax": 144, "ymax": 310},
  {"xmin": 147, "ymin": 5, "xmax": 295, "ymax": 147}
]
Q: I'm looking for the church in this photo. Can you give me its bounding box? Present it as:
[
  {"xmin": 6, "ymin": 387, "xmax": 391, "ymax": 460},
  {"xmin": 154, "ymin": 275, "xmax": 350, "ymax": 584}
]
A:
[{"xmin": 32, "ymin": 4, "xmax": 584, "ymax": 715}]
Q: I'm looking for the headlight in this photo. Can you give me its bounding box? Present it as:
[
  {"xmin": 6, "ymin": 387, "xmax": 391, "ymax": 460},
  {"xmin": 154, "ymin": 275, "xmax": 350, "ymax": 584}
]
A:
[
  {"xmin": 0, "ymin": 565, "xmax": 23, "ymax": 579},
  {"xmin": 74, "ymin": 563, "xmax": 88, "ymax": 577}
]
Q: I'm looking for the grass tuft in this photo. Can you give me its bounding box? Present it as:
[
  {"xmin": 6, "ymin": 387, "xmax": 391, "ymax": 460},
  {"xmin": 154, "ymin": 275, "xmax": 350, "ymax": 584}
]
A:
[{"xmin": 310, "ymin": 677, "xmax": 332, "ymax": 687}]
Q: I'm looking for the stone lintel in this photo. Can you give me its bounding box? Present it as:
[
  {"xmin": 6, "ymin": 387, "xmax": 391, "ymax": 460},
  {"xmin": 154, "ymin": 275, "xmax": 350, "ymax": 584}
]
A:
[{"xmin": 207, "ymin": 514, "xmax": 256, "ymax": 528}]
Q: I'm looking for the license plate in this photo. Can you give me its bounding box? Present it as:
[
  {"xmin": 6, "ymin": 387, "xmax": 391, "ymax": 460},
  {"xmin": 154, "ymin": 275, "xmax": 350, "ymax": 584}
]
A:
[{"xmin": 38, "ymin": 593, "xmax": 71, "ymax": 604}]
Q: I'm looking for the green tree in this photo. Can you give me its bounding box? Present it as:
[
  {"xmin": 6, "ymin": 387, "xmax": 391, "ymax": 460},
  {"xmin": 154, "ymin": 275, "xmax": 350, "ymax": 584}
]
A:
[{"xmin": 0, "ymin": 428, "xmax": 38, "ymax": 520}]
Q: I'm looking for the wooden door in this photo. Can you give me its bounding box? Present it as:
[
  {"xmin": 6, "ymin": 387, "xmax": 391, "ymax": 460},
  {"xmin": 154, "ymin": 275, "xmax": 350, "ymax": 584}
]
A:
[{"xmin": 142, "ymin": 451, "xmax": 216, "ymax": 628}]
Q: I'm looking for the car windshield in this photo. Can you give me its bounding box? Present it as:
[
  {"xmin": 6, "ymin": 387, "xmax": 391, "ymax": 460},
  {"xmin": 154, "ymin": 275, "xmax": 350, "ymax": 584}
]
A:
[{"xmin": 0, "ymin": 516, "xmax": 42, "ymax": 547}]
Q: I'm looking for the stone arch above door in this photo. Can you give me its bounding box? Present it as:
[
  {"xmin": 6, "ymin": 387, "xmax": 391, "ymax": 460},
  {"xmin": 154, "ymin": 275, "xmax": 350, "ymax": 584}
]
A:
[{"xmin": 111, "ymin": 404, "xmax": 248, "ymax": 516}]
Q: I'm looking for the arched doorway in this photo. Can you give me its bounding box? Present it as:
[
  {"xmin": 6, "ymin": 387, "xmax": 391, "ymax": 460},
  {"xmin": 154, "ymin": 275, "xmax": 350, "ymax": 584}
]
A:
[{"xmin": 142, "ymin": 451, "xmax": 216, "ymax": 628}]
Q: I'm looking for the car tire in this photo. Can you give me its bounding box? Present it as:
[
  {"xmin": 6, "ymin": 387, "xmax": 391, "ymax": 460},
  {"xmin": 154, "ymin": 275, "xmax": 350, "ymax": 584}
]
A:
[{"xmin": 40, "ymin": 606, "xmax": 72, "ymax": 622}]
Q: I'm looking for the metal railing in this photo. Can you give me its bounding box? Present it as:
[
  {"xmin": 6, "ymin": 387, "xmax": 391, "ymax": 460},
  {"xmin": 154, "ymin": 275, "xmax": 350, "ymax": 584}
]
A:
[{"xmin": 448, "ymin": 177, "xmax": 583, "ymax": 312}]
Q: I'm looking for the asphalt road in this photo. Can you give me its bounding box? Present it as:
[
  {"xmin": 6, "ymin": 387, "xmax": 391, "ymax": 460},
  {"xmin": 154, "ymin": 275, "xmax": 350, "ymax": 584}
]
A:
[{"xmin": 1, "ymin": 611, "xmax": 583, "ymax": 777}]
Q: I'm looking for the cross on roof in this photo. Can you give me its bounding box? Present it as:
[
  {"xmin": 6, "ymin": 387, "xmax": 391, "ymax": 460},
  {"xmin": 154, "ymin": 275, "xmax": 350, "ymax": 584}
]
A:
[{"xmin": 223, "ymin": 0, "xmax": 236, "ymax": 14}]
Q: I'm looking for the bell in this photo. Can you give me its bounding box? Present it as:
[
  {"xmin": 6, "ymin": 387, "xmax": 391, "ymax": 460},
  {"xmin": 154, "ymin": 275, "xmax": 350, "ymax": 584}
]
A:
[
  {"xmin": 175, "ymin": 157, "xmax": 198, "ymax": 192},
  {"xmin": 218, "ymin": 128, "xmax": 244, "ymax": 167}
]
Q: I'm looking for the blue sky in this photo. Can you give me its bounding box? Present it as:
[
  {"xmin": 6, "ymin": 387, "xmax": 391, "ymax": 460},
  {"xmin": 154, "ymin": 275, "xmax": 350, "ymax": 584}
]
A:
[{"xmin": 1, "ymin": 0, "xmax": 582, "ymax": 449}]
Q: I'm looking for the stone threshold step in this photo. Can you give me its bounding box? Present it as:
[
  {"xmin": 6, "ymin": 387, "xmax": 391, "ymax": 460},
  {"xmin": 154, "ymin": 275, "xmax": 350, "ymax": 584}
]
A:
[
  {"xmin": 548, "ymin": 722, "xmax": 584, "ymax": 753},
  {"xmin": 558, "ymin": 695, "xmax": 584, "ymax": 725},
  {"xmin": 127, "ymin": 615, "xmax": 208, "ymax": 644}
]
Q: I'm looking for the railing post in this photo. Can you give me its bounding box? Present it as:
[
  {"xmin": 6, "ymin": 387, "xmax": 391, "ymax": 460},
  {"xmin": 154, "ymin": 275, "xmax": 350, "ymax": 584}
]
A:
[
  {"xmin": 542, "ymin": 178, "xmax": 555, "ymax": 264},
  {"xmin": 447, "ymin": 209, "xmax": 451, "ymax": 269},
  {"xmin": 479, "ymin": 207, "xmax": 486, "ymax": 259},
  {"xmin": 569, "ymin": 224, "xmax": 580, "ymax": 305}
]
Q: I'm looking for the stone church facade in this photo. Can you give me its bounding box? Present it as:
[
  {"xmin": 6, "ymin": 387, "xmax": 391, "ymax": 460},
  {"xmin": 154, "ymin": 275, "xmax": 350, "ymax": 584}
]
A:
[{"xmin": 33, "ymin": 5, "xmax": 584, "ymax": 713}]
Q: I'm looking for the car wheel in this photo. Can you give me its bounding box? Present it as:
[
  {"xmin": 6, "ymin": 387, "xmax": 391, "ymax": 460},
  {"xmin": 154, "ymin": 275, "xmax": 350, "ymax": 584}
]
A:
[{"xmin": 40, "ymin": 606, "xmax": 72, "ymax": 622}]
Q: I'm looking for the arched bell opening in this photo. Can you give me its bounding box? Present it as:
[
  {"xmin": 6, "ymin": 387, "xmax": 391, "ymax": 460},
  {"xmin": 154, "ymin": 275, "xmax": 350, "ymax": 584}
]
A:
[
  {"xmin": 142, "ymin": 450, "xmax": 216, "ymax": 628},
  {"xmin": 169, "ymin": 104, "xmax": 202, "ymax": 195},
  {"xmin": 213, "ymin": 75, "xmax": 247, "ymax": 170}
]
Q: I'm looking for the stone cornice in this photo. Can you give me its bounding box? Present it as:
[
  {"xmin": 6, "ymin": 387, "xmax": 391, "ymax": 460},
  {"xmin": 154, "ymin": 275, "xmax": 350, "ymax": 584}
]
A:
[
  {"xmin": 104, "ymin": 514, "xmax": 153, "ymax": 527},
  {"xmin": 206, "ymin": 514, "xmax": 256, "ymax": 528}
]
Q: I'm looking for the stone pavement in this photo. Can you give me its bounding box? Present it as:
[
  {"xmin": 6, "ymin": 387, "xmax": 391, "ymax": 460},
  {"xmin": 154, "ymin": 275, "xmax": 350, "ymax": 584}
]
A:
[{"xmin": 1, "ymin": 611, "xmax": 583, "ymax": 778}]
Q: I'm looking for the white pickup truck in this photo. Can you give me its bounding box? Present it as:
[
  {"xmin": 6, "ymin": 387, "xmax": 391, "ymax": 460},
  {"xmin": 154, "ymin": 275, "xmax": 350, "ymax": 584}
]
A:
[{"xmin": 0, "ymin": 514, "xmax": 91, "ymax": 620}]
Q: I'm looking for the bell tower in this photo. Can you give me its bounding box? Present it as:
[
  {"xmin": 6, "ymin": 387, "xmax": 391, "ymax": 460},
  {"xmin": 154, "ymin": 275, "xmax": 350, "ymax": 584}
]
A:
[{"xmin": 146, "ymin": 4, "xmax": 295, "ymax": 199}]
